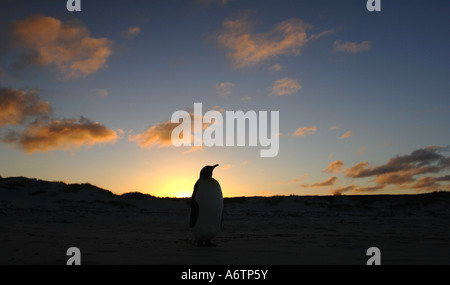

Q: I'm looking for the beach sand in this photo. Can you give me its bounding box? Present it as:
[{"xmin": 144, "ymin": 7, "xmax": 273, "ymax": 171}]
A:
[{"xmin": 1, "ymin": 176, "xmax": 449, "ymax": 265}]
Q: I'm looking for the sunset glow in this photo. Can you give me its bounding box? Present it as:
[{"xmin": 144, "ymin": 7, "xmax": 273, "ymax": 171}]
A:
[
  {"xmin": 1, "ymin": 1, "xmax": 449, "ymax": 197},
  {"xmin": 159, "ymin": 178, "xmax": 194, "ymax": 199}
]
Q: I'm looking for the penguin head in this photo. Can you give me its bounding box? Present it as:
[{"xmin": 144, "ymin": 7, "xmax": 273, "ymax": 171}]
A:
[{"xmin": 200, "ymin": 164, "xmax": 219, "ymax": 179}]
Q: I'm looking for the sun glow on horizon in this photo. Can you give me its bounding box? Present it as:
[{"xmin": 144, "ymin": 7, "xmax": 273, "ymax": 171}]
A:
[
  {"xmin": 173, "ymin": 192, "xmax": 192, "ymax": 198},
  {"xmin": 155, "ymin": 178, "xmax": 193, "ymax": 198}
]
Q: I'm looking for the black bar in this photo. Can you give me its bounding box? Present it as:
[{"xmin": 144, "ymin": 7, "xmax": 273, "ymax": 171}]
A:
[{"xmin": 0, "ymin": 265, "xmax": 444, "ymax": 283}]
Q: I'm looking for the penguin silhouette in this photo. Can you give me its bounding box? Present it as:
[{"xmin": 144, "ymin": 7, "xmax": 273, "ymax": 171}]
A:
[{"xmin": 189, "ymin": 164, "xmax": 223, "ymax": 246}]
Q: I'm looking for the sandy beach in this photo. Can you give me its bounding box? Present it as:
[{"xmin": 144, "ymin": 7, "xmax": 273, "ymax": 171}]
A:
[{"xmin": 1, "ymin": 176, "xmax": 449, "ymax": 265}]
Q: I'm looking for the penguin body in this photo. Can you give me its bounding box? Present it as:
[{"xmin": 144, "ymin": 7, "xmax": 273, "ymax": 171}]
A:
[{"xmin": 189, "ymin": 164, "xmax": 223, "ymax": 245}]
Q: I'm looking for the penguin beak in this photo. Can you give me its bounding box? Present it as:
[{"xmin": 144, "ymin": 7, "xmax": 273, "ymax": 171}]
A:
[{"xmin": 213, "ymin": 164, "xmax": 219, "ymax": 169}]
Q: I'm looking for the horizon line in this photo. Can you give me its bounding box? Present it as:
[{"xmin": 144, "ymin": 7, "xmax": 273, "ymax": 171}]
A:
[{"xmin": 1, "ymin": 175, "xmax": 448, "ymax": 199}]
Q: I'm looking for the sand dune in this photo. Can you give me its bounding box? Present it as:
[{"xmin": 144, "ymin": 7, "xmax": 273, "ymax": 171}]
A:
[{"xmin": 1, "ymin": 176, "xmax": 449, "ymax": 264}]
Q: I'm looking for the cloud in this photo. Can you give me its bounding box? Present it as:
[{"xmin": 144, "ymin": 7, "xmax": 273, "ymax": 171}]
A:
[
  {"xmin": 411, "ymin": 175, "xmax": 450, "ymax": 192},
  {"xmin": 271, "ymin": 78, "xmax": 301, "ymax": 97},
  {"xmin": 222, "ymin": 164, "xmax": 231, "ymax": 170},
  {"xmin": 214, "ymin": 82, "xmax": 235, "ymax": 97},
  {"xmin": 411, "ymin": 175, "xmax": 450, "ymax": 191},
  {"xmin": 375, "ymin": 172, "xmax": 416, "ymax": 185},
  {"xmin": 0, "ymin": 86, "xmax": 51, "ymax": 127},
  {"xmin": 323, "ymin": 160, "xmax": 345, "ymax": 174},
  {"xmin": 333, "ymin": 40, "xmax": 372, "ymax": 54},
  {"xmin": 217, "ymin": 16, "xmax": 329, "ymax": 68},
  {"xmin": 330, "ymin": 184, "xmax": 356, "ymax": 196},
  {"xmin": 129, "ymin": 119, "xmax": 180, "ymax": 149},
  {"xmin": 129, "ymin": 109, "xmax": 215, "ymax": 150},
  {"xmin": 0, "ymin": 86, "xmax": 119, "ymax": 153},
  {"xmin": 270, "ymin": 64, "xmax": 283, "ymax": 72},
  {"xmin": 331, "ymin": 184, "xmax": 384, "ymax": 196},
  {"xmin": 119, "ymin": 26, "xmax": 141, "ymax": 40},
  {"xmin": 293, "ymin": 126, "xmax": 317, "ymax": 137},
  {"xmin": 340, "ymin": 131, "xmax": 353, "ymax": 139},
  {"xmin": 352, "ymin": 185, "xmax": 385, "ymax": 194},
  {"xmin": 411, "ymin": 176, "xmax": 438, "ymax": 190},
  {"xmin": 9, "ymin": 15, "xmax": 113, "ymax": 78},
  {"xmin": 240, "ymin": 96, "xmax": 251, "ymax": 101},
  {"xmin": 297, "ymin": 146, "xmax": 449, "ymax": 195},
  {"xmin": 329, "ymin": 125, "xmax": 341, "ymax": 130},
  {"xmin": 306, "ymin": 146, "xmax": 450, "ymax": 195},
  {"xmin": 301, "ymin": 176, "xmax": 338, "ymax": 188},
  {"xmin": 346, "ymin": 147, "xmax": 449, "ymax": 179},
  {"xmin": 345, "ymin": 146, "xmax": 450, "ymax": 191},
  {"xmin": 437, "ymin": 175, "xmax": 450, "ymax": 182},
  {"xmin": 346, "ymin": 161, "xmax": 370, "ymax": 177},
  {"xmin": 3, "ymin": 116, "xmax": 119, "ymax": 153}
]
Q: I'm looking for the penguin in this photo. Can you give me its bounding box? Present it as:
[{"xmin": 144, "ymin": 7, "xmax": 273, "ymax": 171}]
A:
[{"xmin": 189, "ymin": 164, "xmax": 223, "ymax": 246}]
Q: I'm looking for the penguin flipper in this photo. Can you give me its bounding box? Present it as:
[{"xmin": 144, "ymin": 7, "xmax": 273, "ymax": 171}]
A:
[{"xmin": 189, "ymin": 181, "xmax": 199, "ymax": 228}]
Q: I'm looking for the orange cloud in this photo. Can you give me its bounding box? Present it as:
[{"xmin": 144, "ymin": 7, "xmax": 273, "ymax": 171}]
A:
[
  {"xmin": 323, "ymin": 160, "xmax": 345, "ymax": 174},
  {"xmin": 0, "ymin": 86, "xmax": 51, "ymax": 127},
  {"xmin": 11, "ymin": 15, "xmax": 112, "ymax": 78},
  {"xmin": 119, "ymin": 26, "xmax": 141, "ymax": 40},
  {"xmin": 375, "ymin": 172, "xmax": 415, "ymax": 185},
  {"xmin": 330, "ymin": 184, "xmax": 384, "ymax": 196},
  {"xmin": 344, "ymin": 146, "xmax": 450, "ymax": 192},
  {"xmin": 4, "ymin": 116, "xmax": 118, "ymax": 153},
  {"xmin": 346, "ymin": 147, "xmax": 450, "ymax": 179},
  {"xmin": 129, "ymin": 120, "xmax": 180, "ymax": 149},
  {"xmin": 412, "ymin": 176, "xmax": 438, "ymax": 191},
  {"xmin": 293, "ymin": 126, "xmax": 317, "ymax": 137},
  {"xmin": 320, "ymin": 146, "xmax": 450, "ymax": 195},
  {"xmin": 301, "ymin": 176, "xmax": 338, "ymax": 188},
  {"xmin": 340, "ymin": 131, "xmax": 353, "ymax": 139},
  {"xmin": 214, "ymin": 82, "xmax": 235, "ymax": 97},
  {"xmin": 271, "ymin": 78, "xmax": 301, "ymax": 97},
  {"xmin": 346, "ymin": 161, "xmax": 370, "ymax": 177},
  {"xmin": 352, "ymin": 185, "xmax": 384, "ymax": 193},
  {"xmin": 222, "ymin": 164, "xmax": 231, "ymax": 170},
  {"xmin": 217, "ymin": 16, "xmax": 329, "ymax": 68},
  {"xmin": 270, "ymin": 64, "xmax": 283, "ymax": 72},
  {"xmin": 0, "ymin": 87, "xmax": 119, "ymax": 154},
  {"xmin": 129, "ymin": 111, "xmax": 214, "ymax": 150},
  {"xmin": 330, "ymin": 184, "xmax": 356, "ymax": 196},
  {"xmin": 411, "ymin": 175, "xmax": 450, "ymax": 192},
  {"xmin": 329, "ymin": 125, "xmax": 341, "ymax": 130}
]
